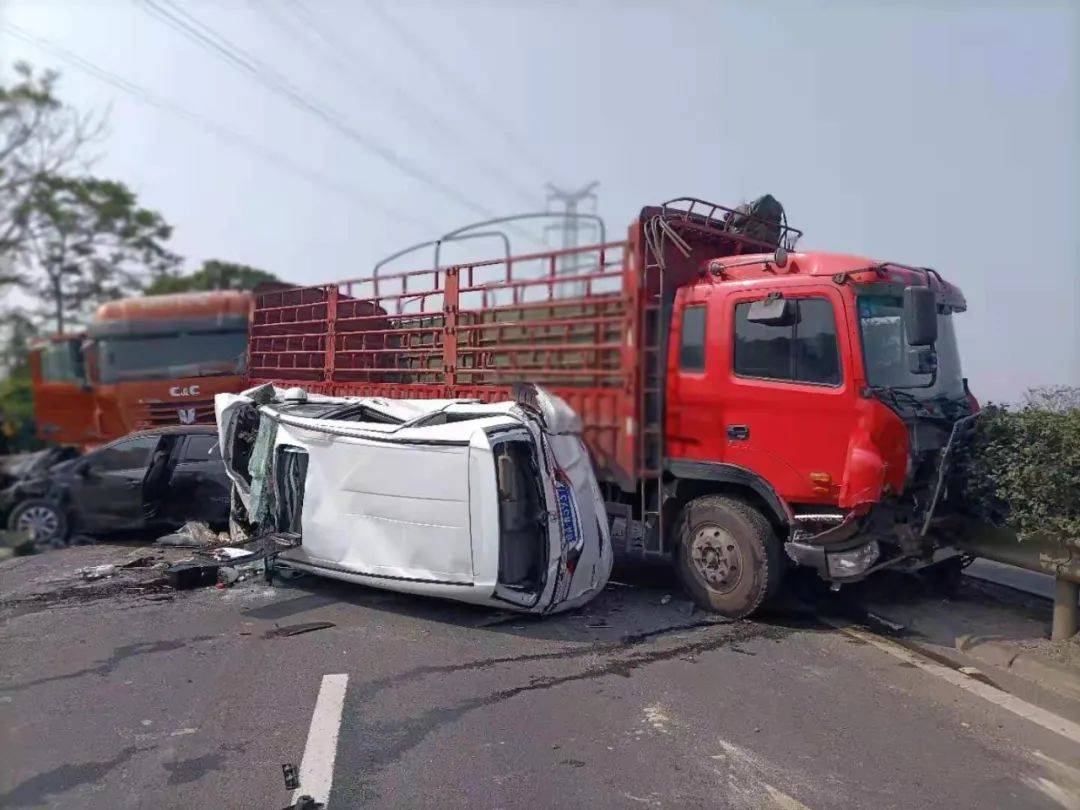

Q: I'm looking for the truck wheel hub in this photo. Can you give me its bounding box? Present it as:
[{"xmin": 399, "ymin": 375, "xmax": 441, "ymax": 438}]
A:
[{"xmin": 690, "ymin": 525, "xmax": 742, "ymax": 591}]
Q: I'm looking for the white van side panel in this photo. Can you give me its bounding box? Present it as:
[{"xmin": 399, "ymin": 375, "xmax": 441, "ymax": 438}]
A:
[{"xmin": 298, "ymin": 434, "xmax": 475, "ymax": 583}]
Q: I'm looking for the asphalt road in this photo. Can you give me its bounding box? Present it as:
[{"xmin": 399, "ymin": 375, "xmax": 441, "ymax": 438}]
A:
[{"xmin": 1, "ymin": 547, "xmax": 1078, "ymax": 809}]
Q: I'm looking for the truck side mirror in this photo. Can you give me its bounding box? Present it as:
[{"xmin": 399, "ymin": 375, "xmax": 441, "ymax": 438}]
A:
[
  {"xmin": 907, "ymin": 346, "xmax": 937, "ymax": 376},
  {"xmin": 746, "ymin": 296, "xmax": 796, "ymax": 326},
  {"xmin": 903, "ymin": 286, "xmax": 938, "ymax": 346}
]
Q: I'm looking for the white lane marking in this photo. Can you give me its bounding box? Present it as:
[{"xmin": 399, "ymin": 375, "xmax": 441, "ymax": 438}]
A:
[
  {"xmin": 293, "ymin": 674, "xmax": 349, "ymax": 806},
  {"xmin": 824, "ymin": 619, "xmax": 1080, "ymax": 746},
  {"xmin": 709, "ymin": 741, "xmax": 812, "ymax": 809},
  {"xmin": 1024, "ymin": 752, "xmax": 1080, "ymax": 810}
]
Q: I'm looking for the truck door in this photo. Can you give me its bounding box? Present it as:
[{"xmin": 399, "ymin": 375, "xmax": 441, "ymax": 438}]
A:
[
  {"xmin": 30, "ymin": 339, "xmax": 100, "ymax": 446},
  {"xmin": 669, "ymin": 285, "xmax": 857, "ymax": 505}
]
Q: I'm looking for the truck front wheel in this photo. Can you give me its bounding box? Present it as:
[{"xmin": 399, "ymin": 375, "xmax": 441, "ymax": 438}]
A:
[{"xmin": 674, "ymin": 495, "xmax": 782, "ymax": 618}]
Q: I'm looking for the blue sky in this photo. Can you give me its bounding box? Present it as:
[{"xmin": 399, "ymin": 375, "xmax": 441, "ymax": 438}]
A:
[{"xmin": 1, "ymin": 0, "xmax": 1076, "ymax": 401}]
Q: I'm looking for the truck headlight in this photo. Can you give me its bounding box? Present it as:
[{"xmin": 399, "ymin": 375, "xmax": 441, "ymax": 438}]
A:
[{"xmin": 826, "ymin": 541, "xmax": 880, "ymax": 579}]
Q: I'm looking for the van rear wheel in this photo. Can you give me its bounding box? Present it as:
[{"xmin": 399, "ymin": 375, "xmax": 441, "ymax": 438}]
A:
[{"xmin": 675, "ymin": 495, "xmax": 782, "ymax": 618}]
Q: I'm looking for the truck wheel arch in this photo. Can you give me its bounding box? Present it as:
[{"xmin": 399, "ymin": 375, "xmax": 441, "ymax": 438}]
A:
[{"xmin": 666, "ymin": 459, "xmax": 792, "ymax": 541}]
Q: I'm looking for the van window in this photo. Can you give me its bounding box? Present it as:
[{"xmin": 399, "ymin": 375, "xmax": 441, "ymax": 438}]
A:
[
  {"xmin": 679, "ymin": 305, "xmax": 707, "ymax": 371},
  {"xmin": 734, "ymin": 297, "xmax": 841, "ymax": 385}
]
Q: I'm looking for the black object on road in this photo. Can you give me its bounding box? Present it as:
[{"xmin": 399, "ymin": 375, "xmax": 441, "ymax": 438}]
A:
[
  {"xmin": 165, "ymin": 560, "xmax": 223, "ymax": 590},
  {"xmin": 263, "ymin": 621, "xmax": 336, "ymax": 639},
  {"xmin": 281, "ymin": 763, "xmax": 300, "ymax": 791}
]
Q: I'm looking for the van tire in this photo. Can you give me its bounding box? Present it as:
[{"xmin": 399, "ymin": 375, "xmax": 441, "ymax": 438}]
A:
[{"xmin": 674, "ymin": 495, "xmax": 782, "ymax": 618}]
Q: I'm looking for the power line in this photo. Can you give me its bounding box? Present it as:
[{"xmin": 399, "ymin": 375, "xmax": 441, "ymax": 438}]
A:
[
  {"xmin": 364, "ymin": 0, "xmax": 556, "ymax": 183},
  {"xmin": 0, "ymin": 21, "xmax": 434, "ymax": 231},
  {"xmin": 272, "ymin": 0, "xmax": 539, "ymax": 208},
  {"xmin": 138, "ymin": 0, "xmax": 499, "ymax": 220}
]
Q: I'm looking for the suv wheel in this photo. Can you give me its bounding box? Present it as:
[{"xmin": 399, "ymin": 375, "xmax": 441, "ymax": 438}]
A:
[{"xmin": 8, "ymin": 499, "xmax": 69, "ymax": 546}]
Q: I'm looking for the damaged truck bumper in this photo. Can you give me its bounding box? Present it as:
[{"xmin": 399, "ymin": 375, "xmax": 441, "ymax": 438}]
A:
[{"xmin": 215, "ymin": 384, "xmax": 612, "ymax": 614}]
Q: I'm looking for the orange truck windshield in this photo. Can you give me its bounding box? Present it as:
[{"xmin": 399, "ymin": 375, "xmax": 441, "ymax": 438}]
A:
[{"xmin": 96, "ymin": 329, "xmax": 248, "ymax": 383}]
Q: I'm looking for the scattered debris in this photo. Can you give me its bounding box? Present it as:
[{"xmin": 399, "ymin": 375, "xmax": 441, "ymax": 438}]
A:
[
  {"xmin": 120, "ymin": 553, "xmax": 159, "ymax": 569},
  {"xmin": 660, "ymin": 594, "xmax": 673, "ymax": 605},
  {"xmin": 155, "ymin": 521, "xmax": 223, "ymax": 549},
  {"xmin": 218, "ymin": 566, "xmax": 240, "ymax": 586},
  {"xmin": 282, "ymin": 763, "xmax": 300, "ymax": 790},
  {"xmin": 263, "ymin": 621, "xmax": 335, "ymax": 639},
  {"xmin": 79, "ymin": 564, "xmax": 117, "ymax": 581},
  {"xmin": 866, "ymin": 612, "xmax": 907, "ymax": 633},
  {"xmin": 165, "ymin": 560, "xmax": 222, "ymax": 590},
  {"xmin": 212, "ymin": 547, "xmax": 256, "ymax": 561}
]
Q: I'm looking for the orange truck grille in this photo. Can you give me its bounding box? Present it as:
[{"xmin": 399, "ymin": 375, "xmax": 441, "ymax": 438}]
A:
[{"xmin": 135, "ymin": 398, "xmax": 217, "ymax": 429}]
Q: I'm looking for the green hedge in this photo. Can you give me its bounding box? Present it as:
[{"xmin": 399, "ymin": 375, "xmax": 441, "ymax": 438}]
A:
[{"xmin": 958, "ymin": 386, "xmax": 1080, "ymax": 544}]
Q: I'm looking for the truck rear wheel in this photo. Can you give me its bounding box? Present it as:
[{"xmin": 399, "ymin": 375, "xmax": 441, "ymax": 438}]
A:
[{"xmin": 674, "ymin": 495, "xmax": 782, "ymax": 618}]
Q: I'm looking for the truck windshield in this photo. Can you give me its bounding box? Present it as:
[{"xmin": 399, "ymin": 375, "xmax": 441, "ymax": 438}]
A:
[
  {"xmin": 97, "ymin": 330, "xmax": 247, "ymax": 383},
  {"xmin": 857, "ymin": 294, "xmax": 964, "ymax": 399}
]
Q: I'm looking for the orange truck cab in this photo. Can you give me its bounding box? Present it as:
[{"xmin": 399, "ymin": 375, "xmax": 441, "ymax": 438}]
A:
[
  {"xmin": 30, "ymin": 290, "xmax": 253, "ymax": 447},
  {"xmin": 28, "ymin": 333, "xmax": 97, "ymax": 446}
]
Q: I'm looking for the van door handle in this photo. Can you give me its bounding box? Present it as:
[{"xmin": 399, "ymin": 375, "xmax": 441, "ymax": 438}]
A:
[{"xmin": 726, "ymin": 425, "xmax": 750, "ymax": 441}]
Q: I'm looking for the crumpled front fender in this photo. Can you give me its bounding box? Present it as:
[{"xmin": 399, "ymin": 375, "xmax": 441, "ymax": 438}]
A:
[{"xmin": 839, "ymin": 398, "xmax": 908, "ymax": 510}]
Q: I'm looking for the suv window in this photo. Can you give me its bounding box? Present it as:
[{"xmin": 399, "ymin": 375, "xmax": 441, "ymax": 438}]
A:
[
  {"xmin": 92, "ymin": 436, "xmax": 159, "ymax": 472},
  {"xmin": 182, "ymin": 434, "xmax": 220, "ymax": 462},
  {"xmin": 679, "ymin": 305, "xmax": 707, "ymax": 371},
  {"xmin": 734, "ymin": 297, "xmax": 841, "ymax": 385}
]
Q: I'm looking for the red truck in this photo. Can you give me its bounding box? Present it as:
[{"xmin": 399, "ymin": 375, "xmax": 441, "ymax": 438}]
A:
[{"xmin": 246, "ymin": 197, "xmax": 978, "ymax": 616}]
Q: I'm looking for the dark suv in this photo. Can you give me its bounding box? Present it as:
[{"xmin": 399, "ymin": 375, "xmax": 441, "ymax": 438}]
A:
[{"xmin": 2, "ymin": 425, "xmax": 231, "ymax": 545}]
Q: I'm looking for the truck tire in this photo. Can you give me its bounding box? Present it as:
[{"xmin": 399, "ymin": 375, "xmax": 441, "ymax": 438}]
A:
[
  {"xmin": 674, "ymin": 495, "xmax": 782, "ymax": 618},
  {"xmin": 8, "ymin": 499, "xmax": 69, "ymax": 546}
]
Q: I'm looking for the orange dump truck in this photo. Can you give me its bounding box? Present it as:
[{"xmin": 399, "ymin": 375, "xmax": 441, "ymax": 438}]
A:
[{"xmin": 30, "ymin": 290, "xmax": 253, "ymax": 447}]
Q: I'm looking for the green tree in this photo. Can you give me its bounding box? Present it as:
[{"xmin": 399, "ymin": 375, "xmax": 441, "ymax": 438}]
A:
[
  {"xmin": 0, "ymin": 310, "xmax": 41, "ymax": 452},
  {"xmin": 15, "ymin": 174, "xmax": 179, "ymax": 333},
  {"xmin": 959, "ymin": 387, "xmax": 1080, "ymax": 544},
  {"xmin": 1, "ymin": 62, "xmax": 99, "ymax": 269},
  {"xmin": 145, "ymin": 259, "xmax": 280, "ymax": 295}
]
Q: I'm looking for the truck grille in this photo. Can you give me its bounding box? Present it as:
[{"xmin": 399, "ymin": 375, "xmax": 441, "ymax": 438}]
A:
[{"xmin": 136, "ymin": 398, "xmax": 217, "ymax": 429}]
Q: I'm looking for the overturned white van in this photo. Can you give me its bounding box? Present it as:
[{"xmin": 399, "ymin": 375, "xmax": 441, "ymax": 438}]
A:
[{"xmin": 214, "ymin": 384, "xmax": 612, "ymax": 614}]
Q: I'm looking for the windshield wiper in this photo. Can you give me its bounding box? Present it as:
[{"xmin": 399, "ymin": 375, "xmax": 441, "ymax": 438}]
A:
[{"xmin": 868, "ymin": 386, "xmax": 936, "ymax": 417}]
